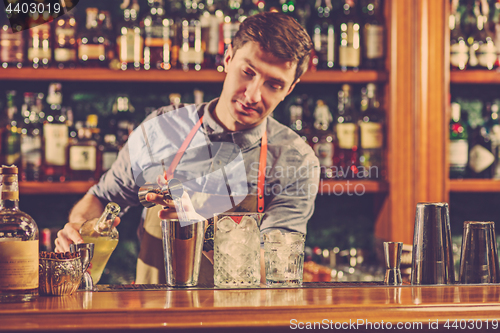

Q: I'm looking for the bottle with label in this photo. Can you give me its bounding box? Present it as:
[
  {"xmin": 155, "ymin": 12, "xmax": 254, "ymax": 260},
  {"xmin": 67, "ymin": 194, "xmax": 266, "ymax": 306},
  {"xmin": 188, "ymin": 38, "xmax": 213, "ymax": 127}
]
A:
[
  {"xmin": 311, "ymin": 0, "xmax": 336, "ymax": 69},
  {"xmin": 79, "ymin": 202, "xmax": 121, "ymax": 284},
  {"xmin": 179, "ymin": 0, "xmax": 204, "ymax": 71},
  {"xmin": 27, "ymin": 21, "xmax": 52, "ymax": 69},
  {"xmin": 335, "ymin": 84, "xmax": 359, "ymax": 178},
  {"xmin": 311, "ymin": 100, "xmax": 337, "ymax": 178},
  {"xmin": 338, "ymin": 0, "xmax": 362, "ymax": 71},
  {"xmin": 358, "ymin": 83, "xmax": 384, "ymax": 179},
  {"xmin": 143, "ymin": 0, "xmax": 172, "ymax": 70},
  {"xmin": 0, "ymin": 165, "xmax": 39, "ymax": 302},
  {"xmin": 1, "ymin": 91, "xmax": 21, "ymax": 167},
  {"xmin": 360, "ymin": 0, "xmax": 385, "ymax": 69},
  {"xmin": 450, "ymin": 0, "xmax": 470, "ymax": 70},
  {"xmin": 66, "ymin": 122, "xmax": 101, "ymax": 181},
  {"xmin": 201, "ymin": 0, "xmax": 223, "ymax": 69},
  {"xmin": 473, "ymin": 3, "xmax": 498, "ymax": 70},
  {"xmin": 287, "ymin": 95, "xmax": 311, "ymax": 143},
  {"xmin": 20, "ymin": 93, "xmax": 42, "ymax": 182},
  {"xmin": 467, "ymin": 103, "xmax": 495, "ymax": 178},
  {"xmin": 0, "ymin": 22, "xmax": 24, "ymax": 68},
  {"xmin": 78, "ymin": 8, "xmax": 109, "ymax": 68},
  {"xmin": 117, "ymin": 0, "xmax": 144, "ymax": 70},
  {"xmin": 99, "ymin": 134, "xmax": 119, "ymax": 175},
  {"xmin": 42, "ymin": 83, "xmax": 68, "ymax": 182},
  {"xmin": 449, "ymin": 103, "xmax": 469, "ymax": 179},
  {"xmin": 99, "ymin": 10, "xmax": 119, "ymax": 70},
  {"xmin": 53, "ymin": 10, "xmax": 77, "ymax": 69}
]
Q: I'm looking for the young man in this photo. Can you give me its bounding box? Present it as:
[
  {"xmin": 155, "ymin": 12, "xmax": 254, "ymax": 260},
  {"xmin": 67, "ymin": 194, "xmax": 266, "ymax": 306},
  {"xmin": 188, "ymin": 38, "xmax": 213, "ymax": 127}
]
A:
[{"xmin": 54, "ymin": 11, "xmax": 320, "ymax": 284}]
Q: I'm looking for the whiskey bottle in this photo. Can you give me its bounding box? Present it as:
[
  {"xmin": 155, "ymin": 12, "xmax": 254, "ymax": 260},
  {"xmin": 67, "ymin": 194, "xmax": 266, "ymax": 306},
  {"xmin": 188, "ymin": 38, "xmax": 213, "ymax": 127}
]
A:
[
  {"xmin": 467, "ymin": 102, "xmax": 495, "ymax": 178},
  {"xmin": 474, "ymin": 6, "xmax": 497, "ymax": 70},
  {"xmin": 217, "ymin": 0, "xmax": 242, "ymax": 71},
  {"xmin": 78, "ymin": 8, "xmax": 108, "ymax": 68},
  {"xmin": 117, "ymin": 0, "xmax": 144, "ymax": 70},
  {"xmin": 1, "ymin": 91, "xmax": 21, "ymax": 167},
  {"xmin": 20, "ymin": 93, "xmax": 42, "ymax": 182},
  {"xmin": 358, "ymin": 83, "xmax": 384, "ymax": 179},
  {"xmin": 311, "ymin": 0, "xmax": 336, "ymax": 69},
  {"xmin": 311, "ymin": 100, "xmax": 337, "ymax": 178},
  {"xmin": 27, "ymin": 21, "xmax": 52, "ymax": 69},
  {"xmin": 338, "ymin": 0, "xmax": 362, "ymax": 71},
  {"xmin": 449, "ymin": 103, "xmax": 468, "ymax": 178},
  {"xmin": 180, "ymin": 0, "xmax": 204, "ymax": 71},
  {"xmin": 0, "ymin": 165, "xmax": 39, "ymax": 302},
  {"xmin": 143, "ymin": 0, "xmax": 172, "ymax": 70},
  {"xmin": 360, "ymin": 0, "xmax": 385, "ymax": 69},
  {"xmin": 79, "ymin": 202, "xmax": 121, "ymax": 284},
  {"xmin": 66, "ymin": 125, "xmax": 100, "ymax": 182},
  {"xmin": 0, "ymin": 23, "xmax": 24, "ymax": 69},
  {"xmin": 53, "ymin": 11, "xmax": 78, "ymax": 69},
  {"xmin": 42, "ymin": 83, "xmax": 68, "ymax": 182},
  {"xmin": 450, "ymin": 9, "xmax": 470, "ymax": 70},
  {"xmin": 335, "ymin": 84, "xmax": 359, "ymax": 178}
]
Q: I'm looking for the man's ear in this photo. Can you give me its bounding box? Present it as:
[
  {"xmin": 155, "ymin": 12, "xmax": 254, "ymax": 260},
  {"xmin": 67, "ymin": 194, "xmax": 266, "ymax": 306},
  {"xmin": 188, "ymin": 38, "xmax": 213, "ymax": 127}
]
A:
[{"xmin": 223, "ymin": 44, "xmax": 234, "ymax": 73}]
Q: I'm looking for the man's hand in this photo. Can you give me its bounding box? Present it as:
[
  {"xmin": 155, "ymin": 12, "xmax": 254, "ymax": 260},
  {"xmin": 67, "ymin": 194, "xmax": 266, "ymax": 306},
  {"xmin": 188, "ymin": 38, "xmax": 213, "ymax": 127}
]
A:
[{"xmin": 145, "ymin": 190, "xmax": 204, "ymax": 221}]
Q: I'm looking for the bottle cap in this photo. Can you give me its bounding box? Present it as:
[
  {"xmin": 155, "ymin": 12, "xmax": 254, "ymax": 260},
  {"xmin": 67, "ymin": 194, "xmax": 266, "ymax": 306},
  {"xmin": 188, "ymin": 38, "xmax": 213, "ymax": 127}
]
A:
[{"xmin": 0, "ymin": 165, "xmax": 19, "ymax": 174}]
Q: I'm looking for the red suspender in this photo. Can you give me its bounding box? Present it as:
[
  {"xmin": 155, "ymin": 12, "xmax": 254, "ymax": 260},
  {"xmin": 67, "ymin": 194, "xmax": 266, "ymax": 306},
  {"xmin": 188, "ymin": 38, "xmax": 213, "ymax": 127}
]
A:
[{"xmin": 167, "ymin": 115, "xmax": 267, "ymax": 212}]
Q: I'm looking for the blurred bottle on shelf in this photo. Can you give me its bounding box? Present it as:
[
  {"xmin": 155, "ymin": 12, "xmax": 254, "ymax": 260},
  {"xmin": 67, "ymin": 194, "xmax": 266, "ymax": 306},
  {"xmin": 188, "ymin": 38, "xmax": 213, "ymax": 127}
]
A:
[
  {"xmin": 78, "ymin": 8, "xmax": 109, "ymax": 68},
  {"xmin": 338, "ymin": 0, "xmax": 361, "ymax": 71},
  {"xmin": 99, "ymin": 10, "xmax": 119, "ymax": 70},
  {"xmin": 360, "ymin": 0, "xmax": 384, "ymax": 69},
  {"xmin": 66, "ymin": 115, "xmax": 101, "ymax": 181},
  {"xmin": 467, "ymin": 102, "xmax": 495, "ymax": 178},
  {"xmin": 311, "ymin": 99, "xmax": 337, "ymax": 179},
  {"xmin": 99, "ymin": 134, "xmax": 119, "ymax": 175},
  {"xmin": 468, "ymin": 0, "xmax": 497, "ymax": 70},
  {"xmin": 42, "ymin": 83, "xmax": 68, "ymax": 182},
  {"xmin": 1, "ymin": 91, "xmax": 21, "ymax": 166},
  {"xmin": 358, "ymin": 83, "xmax": 384, "ymax": 179},
  {"xmin": 217, "ymin": 0, "xmax": 242, "ymax": 71},
  {"xmin": 287, "ymin": 95, "xmax": 311, "ymax": 143},
  {"xmin": 180, "ymin": 0, "xmax": 204, "ymax": 71},
  {"xmin": 53, "ymin": 10, "xmax": 78, "ymax": 69},
  {"xmin": 112, "ymin": 94, "xmax": 136, "ymax": 147},
  {"xmin": 449, "ymin": 102, "xmax": 469, "ymax": 179},
  {"xmin": 335, "ymin": 84, "xmax": 359, "ymax": 178},
  {"xmin": 143, "ymin": 0, "xmax": 172, "ymax": 70},
  {"xmin": 117, "ymin": 0, "xmax": 144, "ymax": 70},
  {"xmin": 449, "ymin": 0, "xmax": 469, "ymax": 70},
  {"xmin": 0, "ymin": 20, "xmax": 24, "ymax": 68},
  {"xmin": 20, "ymin": 93, "xmax": 42, "ymax": 181},
  {"xmin": 201, "ymin": 0, "xmax": 223, "ymax": 69},
  {"xmin": 311, "ymin": 0, "xmax": 336, "ymax": 70},
  {"xmin": 27, "ymin": 20, "xmax": 52, "ymax": 69}
]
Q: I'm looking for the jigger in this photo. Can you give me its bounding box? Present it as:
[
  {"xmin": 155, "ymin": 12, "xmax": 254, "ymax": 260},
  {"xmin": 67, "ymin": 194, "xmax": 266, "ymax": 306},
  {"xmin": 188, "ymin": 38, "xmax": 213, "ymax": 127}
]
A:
[
  {"xmin": 70, "ymin": 243, "xmax": 95, "ymax": 291},
  {"xmin": 384, "ymin": 242, "xmax": 403, "ymax": 285},
  {"xmin": 138, "ymin": 178, "xmax": 184, "ymax": 208}
]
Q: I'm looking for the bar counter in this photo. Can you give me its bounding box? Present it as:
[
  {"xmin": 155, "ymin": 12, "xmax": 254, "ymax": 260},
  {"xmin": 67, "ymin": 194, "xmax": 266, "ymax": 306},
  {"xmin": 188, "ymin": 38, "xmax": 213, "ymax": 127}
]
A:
[{"xmin": 1, "ymin": 284, "xmax": 500, "ymax": 332}]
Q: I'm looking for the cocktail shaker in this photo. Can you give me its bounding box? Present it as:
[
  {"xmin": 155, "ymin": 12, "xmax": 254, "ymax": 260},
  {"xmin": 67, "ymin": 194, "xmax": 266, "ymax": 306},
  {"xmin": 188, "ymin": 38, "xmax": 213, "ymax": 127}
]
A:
[{"xmin": 411, "ymin": 202, "xmax": 455, "ymax": 285}]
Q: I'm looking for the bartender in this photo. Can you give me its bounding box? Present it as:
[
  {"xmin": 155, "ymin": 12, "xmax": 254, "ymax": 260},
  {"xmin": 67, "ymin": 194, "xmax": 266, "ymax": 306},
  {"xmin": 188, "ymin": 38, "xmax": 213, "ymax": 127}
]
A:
[{"xmin": 54, "ymin": 11, "xmax": 320, "ymax": 284}]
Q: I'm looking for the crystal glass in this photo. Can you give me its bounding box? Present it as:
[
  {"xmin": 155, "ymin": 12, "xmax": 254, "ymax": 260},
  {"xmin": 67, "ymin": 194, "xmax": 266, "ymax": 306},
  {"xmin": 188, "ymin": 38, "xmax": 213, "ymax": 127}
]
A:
[
  {"xmin": 263, "ymin": 230, "xmax": 305, "ymax": 287},
  {"xmin": 213, "ymin": 212, "xmax": 263, "ymax": 288}
]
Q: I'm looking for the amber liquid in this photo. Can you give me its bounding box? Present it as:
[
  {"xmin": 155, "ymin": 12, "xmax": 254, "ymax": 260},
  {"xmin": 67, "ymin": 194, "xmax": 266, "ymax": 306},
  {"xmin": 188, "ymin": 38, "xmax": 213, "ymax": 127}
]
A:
[{"xmin": 81, "ymin": 236, "xmax": 118, "ymax": 284}]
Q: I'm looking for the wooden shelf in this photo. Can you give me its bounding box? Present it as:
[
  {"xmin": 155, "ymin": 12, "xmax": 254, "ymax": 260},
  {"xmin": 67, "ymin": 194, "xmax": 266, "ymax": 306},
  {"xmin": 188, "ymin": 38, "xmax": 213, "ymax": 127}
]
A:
[
  {"xmin": 319, "ymin": 180, "xmax": 388, "ymax": 194},
  {"xmin": 19, "ymin": 180, "xmax": 387, "ymax": 195},
  {"xmin": 450, "ymin": 70, "xmax": 500, "ymax": 84},
  {"xmin": 449, "ymin": 179, "xmax": 500, "ymax": 192},
  {"xmin": 0, "ymin": 68, "xmax": 388, "ymax": 83},
  {"xmin": 19, "ymin": 181, "xmax": 96, "ymax": 195}
]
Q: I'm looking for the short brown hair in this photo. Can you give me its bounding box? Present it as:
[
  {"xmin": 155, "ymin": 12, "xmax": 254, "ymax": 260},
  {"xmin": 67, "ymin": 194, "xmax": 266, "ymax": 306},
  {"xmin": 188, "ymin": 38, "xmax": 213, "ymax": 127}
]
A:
[{"xmin": 232, "ymin": 12, "xmax": 313, "ymax": 83}]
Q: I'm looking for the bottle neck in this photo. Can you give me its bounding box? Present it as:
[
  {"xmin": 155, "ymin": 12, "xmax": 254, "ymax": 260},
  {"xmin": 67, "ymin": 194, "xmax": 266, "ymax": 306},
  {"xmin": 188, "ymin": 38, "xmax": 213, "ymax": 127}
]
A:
[
  {"xmin": 1, "ymin": 174, "xmax": 20, "ymax": 210},
  {"xmin": 94, "ymin": 202, "xmax": 121, "ymax": 235}
]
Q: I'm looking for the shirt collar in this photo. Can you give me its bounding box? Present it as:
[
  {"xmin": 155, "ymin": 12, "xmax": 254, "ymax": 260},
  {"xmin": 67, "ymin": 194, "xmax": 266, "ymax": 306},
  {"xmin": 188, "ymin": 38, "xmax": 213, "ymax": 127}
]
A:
[{"xmin": 202, "ymin": 98, "xmax": 267, "ymax": 150}]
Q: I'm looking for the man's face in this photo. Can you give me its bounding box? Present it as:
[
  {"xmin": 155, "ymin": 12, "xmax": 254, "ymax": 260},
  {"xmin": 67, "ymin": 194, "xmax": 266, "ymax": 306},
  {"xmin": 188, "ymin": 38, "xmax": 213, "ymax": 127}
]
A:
[{"xmin": 215, "ymin": 41, "xmax": 299, "ymax": 131}]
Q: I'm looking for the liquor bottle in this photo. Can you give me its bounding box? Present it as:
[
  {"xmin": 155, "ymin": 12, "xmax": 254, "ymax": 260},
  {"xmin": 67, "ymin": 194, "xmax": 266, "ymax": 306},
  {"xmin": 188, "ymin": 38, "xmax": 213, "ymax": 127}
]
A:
[
  {"xmin": 117, "ymin": 0, "xmax": 144, "ymax": 70},
  {"xmin": 311, "ymin": 100, "xmax": 337, "ymax": 178},
  {"xmin": 335, "ymin": 84, "xmax": 359, "ymax": 178},
  {"xmin": 287, "ymin": 95, "xmax": 311, "ymax": 142},
  {"xmin": 66, "ymin": 127, "xmax": 100, "ymax": 181},
  {"xmin": 473, "ymin": 3, "xmax": 498, "ymax": 70},
  {"xmin": 360, "ymin": 0, "xmax": 385, "ymax": 69},
  {"xmin": 201, "ymin": 0, "xmax": 223, "ymax": 69},
  {"xmin": 143, "ymin": 0, "xmax": 172, "ymax": 70},
  {"xmin": 20, "ymin": 93, "xmax": 42, "ymax": 181},
  {"xmin": 338, "ymin": 0, "xmax": 362, "ymax": 71},
  {"xmin": 0, "ymin": 165, "xmax": 39, "ymax": 302},
  {"xmin": 99, "ymin": 10, "xmax": 119, "ymax": 70},
  {"xmin": 180, "ymin": 0, "xmax": 204, "ymax": 71},
  {"xmin": 449, "ymin": 103, "xmax": 468, "ymax": 178},
  {"xmin": 485, "ymin": 102, "xmax": 500, "ymax": 179},
  {"xmin": 450, "ymin": 0, "xmax": 470, "ymax": 70},
  {"xmin": 0, "ymin": 22, "xmax": 24, "ymax": 68},
  {"xmin": 467, "ymin": 103, "xmax": 495, "ymax": 178},
  {"xmin": 358, "ymin": 83, "xmax": 384, "ymax": 179},
  {"xmin": 217, "ymin": 0, "xmax": 242, "ymax": 71},
  {"xmin": 311, "ymin": 0, "xmax": 336, "ymax": 69},
  {"xmin": 1, "ymin": 91, "xmax": 21, "ymax": 167},
  {"xmin": 78, "ymin": 8, "xmax": 109, "ymax": 68},
  {"xmin": 27, "ymin": 21, "xmax": 52, "ymax": 69},
  {"xmin": 42, "ymin": 83, "xmax": 68, "ymax": 182},
  {"xmin": 53, "ymin": 10, "xmax": 77, "ymax": 69},
  {"xmin": 99, "ymin": 134, "xmax": 119, "ymax": 175},
  {"xmin": 79, "ymin": 202, "xmax": 121, "ymax": 284}
]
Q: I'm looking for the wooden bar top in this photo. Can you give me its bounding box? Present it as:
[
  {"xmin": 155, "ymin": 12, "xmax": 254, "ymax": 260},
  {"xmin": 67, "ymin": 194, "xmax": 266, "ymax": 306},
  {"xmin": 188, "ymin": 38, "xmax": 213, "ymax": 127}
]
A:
[{"xmin": 1, "ymin": 284, "xmax": 500, "ymax": 332}]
